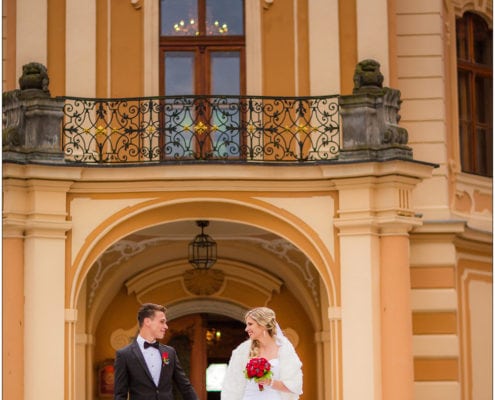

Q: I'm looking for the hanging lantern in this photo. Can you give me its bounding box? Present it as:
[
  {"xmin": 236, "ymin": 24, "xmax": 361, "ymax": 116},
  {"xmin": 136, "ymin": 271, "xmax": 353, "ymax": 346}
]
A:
[{"xmin": 188, "ymin": 220, "xmax": 217, "ymax": 269}]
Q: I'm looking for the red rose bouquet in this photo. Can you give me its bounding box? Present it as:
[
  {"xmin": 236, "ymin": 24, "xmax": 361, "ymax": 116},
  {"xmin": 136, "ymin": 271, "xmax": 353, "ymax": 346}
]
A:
[{"xmin": 244, "ymin": 357, "xmax": 273, "ymax": 391}]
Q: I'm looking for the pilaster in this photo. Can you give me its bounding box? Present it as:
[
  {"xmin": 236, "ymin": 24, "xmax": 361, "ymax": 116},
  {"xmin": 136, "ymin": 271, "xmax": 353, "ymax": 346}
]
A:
[
  {"xmin": 334, "ymin": 172, "xmax": 425, "ymax": 400},
  {"xmin": 3, "ymin": 171, "xmax": 73, "ymax": 400}
]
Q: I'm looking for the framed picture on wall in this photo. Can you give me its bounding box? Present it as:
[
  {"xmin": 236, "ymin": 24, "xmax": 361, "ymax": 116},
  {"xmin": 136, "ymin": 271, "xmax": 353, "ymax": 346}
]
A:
[{"xmin": 97, "ymin": 359, "xmax": 115, "ymax": 398}]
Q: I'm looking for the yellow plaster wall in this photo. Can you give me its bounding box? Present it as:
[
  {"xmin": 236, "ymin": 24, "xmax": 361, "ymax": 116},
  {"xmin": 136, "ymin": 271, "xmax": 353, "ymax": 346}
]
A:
[
  {"xmin": 110, "ymin": 0, "xmax": 144, "ymax": 97},
  {"xmin": 47, "ymin": 0, "xmax": 65, "ymax": 96},
  {"xmin": 262, "ymin": 1, "xmax": 295, "ymax": 95},
  {"xmin": 338, "ymin": 0, "xmax": 357, "ymax": 95}
]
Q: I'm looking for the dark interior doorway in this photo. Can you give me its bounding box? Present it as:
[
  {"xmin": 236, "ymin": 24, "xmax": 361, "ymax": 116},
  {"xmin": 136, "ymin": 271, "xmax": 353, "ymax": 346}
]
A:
[
  {"xmin": 165, "ymin": 312, "xmax": 246, "ymax": 400},
  {"xmin": 205, "ymin": 314, "xmax": 246, "ymax": 400}
]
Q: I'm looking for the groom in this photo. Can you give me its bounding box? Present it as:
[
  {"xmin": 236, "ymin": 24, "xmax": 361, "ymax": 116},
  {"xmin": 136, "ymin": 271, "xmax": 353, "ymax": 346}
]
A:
[{"xmin": 114, "ymin": 303, "xmax": 198, "ymax": 400}]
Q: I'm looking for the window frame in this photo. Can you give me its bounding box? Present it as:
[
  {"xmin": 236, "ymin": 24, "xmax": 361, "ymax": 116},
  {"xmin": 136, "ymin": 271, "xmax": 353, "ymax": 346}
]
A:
[{"xmin": 456, "ymin": 11, "xmax": 493, "ymax": 177}]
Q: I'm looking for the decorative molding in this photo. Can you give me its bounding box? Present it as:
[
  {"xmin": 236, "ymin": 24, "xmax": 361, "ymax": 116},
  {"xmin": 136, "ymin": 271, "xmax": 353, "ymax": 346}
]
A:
[
  {"xmin": 263, "ymin": 0, "xmax": 275, "ymax": 10},
  {"xmin": 110, "ymin": 325, "xmax": 138, "ymax": 350},
  {"xmin": 88, "ymin": 237, "xmax": 170, "ymax": 307},
  {"xmin": 89, "ymin": 236, "xmax": 319, "ymax": 308},
  {"xmin": 167, "ymin": 299, "xmax": 247, "ymax": 322},
  {"xmin": 125, "ymin": 259, "xmax": 283, "ymax": 306},
  {"xmin": 130, "ymin": 0, "xmax": 142, "ymax": 10},
  {"xmin": 451, "ymin": 0, "xmax": 492, "ymax": 27},
  {"xmin": 65, "ymin": 308, "xmax": 78, "ymax": 322},
  {"xmin": 282, "ymin": 327, "xmax": 299, "ymax": 348},
  {"xmin": 183, "ymin": 268, "xmax": 225, "ymax": 296},
  {"xmin": 254, "ymin": 237, "xmax": 319, "ymax": 306},
  {"xmin": 328, "ymin": 306, "xmax": 341, "ymax": 320}
]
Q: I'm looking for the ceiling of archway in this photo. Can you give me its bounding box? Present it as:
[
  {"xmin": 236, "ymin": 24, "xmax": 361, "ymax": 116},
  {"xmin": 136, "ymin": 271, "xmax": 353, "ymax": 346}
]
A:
[{"xmin": 86, "ymin": 220, "xmax": 321, "ymax": 318}]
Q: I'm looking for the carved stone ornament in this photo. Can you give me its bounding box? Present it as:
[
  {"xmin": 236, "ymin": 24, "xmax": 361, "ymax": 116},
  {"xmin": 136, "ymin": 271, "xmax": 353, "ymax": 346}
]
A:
[
  {"xmin": 18, "ymin": 62, "xmax": 50, "ymax": 95},
  {"xmin": 183, "ymin": 268, "xmax": 225, "ymax": 296},
  {"xmin": 353, "ymin": 59, "xmax": 384, "ymax": 95}
]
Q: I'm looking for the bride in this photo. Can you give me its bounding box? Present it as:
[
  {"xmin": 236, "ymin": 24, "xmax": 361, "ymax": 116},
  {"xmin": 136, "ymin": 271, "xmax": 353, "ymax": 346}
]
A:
[{"xmin": 220, "ymin": 307, "xmax": 303, "ymax": 400}]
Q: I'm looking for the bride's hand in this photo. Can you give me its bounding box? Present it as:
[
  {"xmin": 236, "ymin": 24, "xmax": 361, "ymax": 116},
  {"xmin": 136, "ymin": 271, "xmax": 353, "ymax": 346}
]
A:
[{"xmin": 258, "ymin": 378, "xmax": 273, "ymax": 388}]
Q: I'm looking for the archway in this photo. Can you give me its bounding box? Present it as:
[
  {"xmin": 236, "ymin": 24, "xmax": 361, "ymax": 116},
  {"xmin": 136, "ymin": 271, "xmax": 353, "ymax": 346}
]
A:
[{"xmin": 69, "ymin": 198, "xmax": 339, "ymax": 400}]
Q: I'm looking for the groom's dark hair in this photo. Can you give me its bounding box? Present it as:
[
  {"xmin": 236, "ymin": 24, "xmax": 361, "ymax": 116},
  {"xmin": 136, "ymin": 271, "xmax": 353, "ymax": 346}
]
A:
[{"xmin": 137, "ymin": 303, "xmax": 167, "ymax": 327}]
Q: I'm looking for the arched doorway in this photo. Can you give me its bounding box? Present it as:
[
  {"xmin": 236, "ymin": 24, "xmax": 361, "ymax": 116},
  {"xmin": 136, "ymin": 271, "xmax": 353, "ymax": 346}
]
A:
[
  {"xmin": 164, "ymin": 313, "xmax": 246, "ymax": 400},
  {"xmin": 71, "ymin": 204, "xmax": 338, "ymax": 400}
]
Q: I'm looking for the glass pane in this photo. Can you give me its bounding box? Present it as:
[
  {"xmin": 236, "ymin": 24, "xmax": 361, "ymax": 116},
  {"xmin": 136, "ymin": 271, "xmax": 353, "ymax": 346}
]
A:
[
  {"xmin": 164, "ymin": 52, "xmax": 195, "ymax": 95},
  {"xmin": 475, "ymin": 128, "xmax": 492, "ymax": 176},
  {"xmin": 211, "ymin": 107, "xmax": 241, "ymax": 158},
  {"xmin": 459, "ymin": 122, "xmax": 472, "ymax": 172},
  {"xmin": 161, "ymin": 0, "xmax": 198, "ymax": 36},
  {"xmin": 211, "ymin": 52, "xmax": 240, "ymax": 95},
  {"xmin": 473, "ymin": 15, "xmax": 493, "ymax": 65},
  {"xmin": 475, "ymin": 76, "xmax": 493, "ymax": 124},
  {"xmin": 163, "ymin": 52, "xmax": 195, "ymax": 159},
  {"xmin": 456, "ymin": 17, "xmax": 468, "ymax": 60},
  {"xmin": 206, "ymin": 0, "xmax": 244, "ymax": 36},
  {"xmin": 210, "ymin": 52, "xmax": 241, "ymax": 157},
  {"xmin": 457, "ymin": 70, "xmax": 471, "ymax": 121}
]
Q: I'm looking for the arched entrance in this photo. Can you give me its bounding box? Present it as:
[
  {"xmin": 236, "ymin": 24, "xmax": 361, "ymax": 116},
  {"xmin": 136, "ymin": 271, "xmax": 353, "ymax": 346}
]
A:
[{"xmin": 68, "ymin": 199, "xmax": 339, "ymax": 400}]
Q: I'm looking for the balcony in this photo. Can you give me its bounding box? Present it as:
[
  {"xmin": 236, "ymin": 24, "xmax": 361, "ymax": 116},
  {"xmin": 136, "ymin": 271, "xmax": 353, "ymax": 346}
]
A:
[
  {"xmin": 3, "ymin": 60, "xmax": 415, "ymax": 167},
  {"xmin": 59, "ymin": 95, "xmax": 341, "ymax": 164}
]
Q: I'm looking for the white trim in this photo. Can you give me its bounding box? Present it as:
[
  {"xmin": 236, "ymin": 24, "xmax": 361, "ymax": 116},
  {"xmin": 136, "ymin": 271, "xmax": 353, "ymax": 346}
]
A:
[
  {"xmin": 356, "ymin": 0, "xmax": 389, "ymax": 86},
  {"xmin": 144, "ymin": 0, "xmax": 160, "ymax": 96},
  {"xmin": 308, "ymin": 0, "xmax": 340, "ymax": 94},
  {"xmin": 107, "ymin": 0, "xmax": 112, "ymax": 96},
  {"xmin": 413, "ymin": 334, "xmax": 459, "ymax": 357},
  {"xmin": 66, "ymin": 0, "xmax": 96, "ymax": 96},
  {"xmin": 246, "ymin": 0, "xmax": 263, "ymax": 95},
  {"xmin": 293, "ymin": 0, "xmax": 299, "ymax": 96},
  {"xmin": 16, "ymin": 0, "xmax": 48, "ymax": 83}
]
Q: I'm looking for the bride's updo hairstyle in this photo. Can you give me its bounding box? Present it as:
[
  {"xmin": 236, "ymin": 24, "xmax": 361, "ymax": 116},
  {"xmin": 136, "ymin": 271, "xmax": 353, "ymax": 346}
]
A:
[{"xmin": 245, "ymin": 307, "xmax": 277, "ymax": 357}]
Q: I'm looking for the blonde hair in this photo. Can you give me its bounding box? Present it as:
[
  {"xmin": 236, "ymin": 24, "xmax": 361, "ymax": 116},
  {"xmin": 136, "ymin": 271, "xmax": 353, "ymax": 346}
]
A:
[{"xmin": 245, "ymin": 307, "xmax": 277, "ymax": 357}]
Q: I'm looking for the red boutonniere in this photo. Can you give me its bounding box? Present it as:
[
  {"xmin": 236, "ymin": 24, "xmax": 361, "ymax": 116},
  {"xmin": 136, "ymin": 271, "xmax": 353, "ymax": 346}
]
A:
[{"xmin": 162, "ymin": 352, "xmax": 170, "ymax": 365}]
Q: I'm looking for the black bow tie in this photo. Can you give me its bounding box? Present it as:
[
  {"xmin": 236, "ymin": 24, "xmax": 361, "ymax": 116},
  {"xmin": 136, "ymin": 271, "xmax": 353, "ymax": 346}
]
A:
[{"xmin": 144, "ymin": 341, "xmax": 160, "ymax": 350}]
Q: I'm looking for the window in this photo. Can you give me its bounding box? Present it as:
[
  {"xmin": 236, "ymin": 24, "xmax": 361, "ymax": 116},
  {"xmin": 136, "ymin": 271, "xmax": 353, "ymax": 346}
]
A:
[
  {"xmin": 160, "ymin": 0, "xmax": 244, "ymax": 96},
  {"xmin": 456, "ymin": 12, "xmax": 493, "ymax": 177},
  {"xmin": 159, "ymin": 0, "xmax": 245, "ymax": 159}
]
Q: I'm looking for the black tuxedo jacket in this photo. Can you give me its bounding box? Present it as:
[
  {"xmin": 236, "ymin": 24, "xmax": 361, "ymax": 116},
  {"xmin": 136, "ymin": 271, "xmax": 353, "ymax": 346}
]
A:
[{"xmin": 114, "ymin": 340, "xmax": 198, "ymax": 400}]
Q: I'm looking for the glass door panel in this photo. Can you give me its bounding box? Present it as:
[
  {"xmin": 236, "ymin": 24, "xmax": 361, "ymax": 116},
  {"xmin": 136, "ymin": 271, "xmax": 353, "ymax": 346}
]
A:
[
  {"xmin": 163, "ymin": 51, "xmax": 196, "ymax": 158},
  {"xmin": 210, "ymin": 51, "xmax": 241, "ymax": 158}
]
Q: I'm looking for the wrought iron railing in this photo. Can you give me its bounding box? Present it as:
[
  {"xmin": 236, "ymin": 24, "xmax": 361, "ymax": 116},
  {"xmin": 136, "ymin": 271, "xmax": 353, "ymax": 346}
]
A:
[{"xmin": 59, "ymin": 95, "xmax": 340, "ymax": 164}]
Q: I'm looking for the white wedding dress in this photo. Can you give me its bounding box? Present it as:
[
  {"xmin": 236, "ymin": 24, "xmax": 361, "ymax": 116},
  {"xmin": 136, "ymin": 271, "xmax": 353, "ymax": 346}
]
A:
[{"xmin": 242, "ymin": 359, "xmax": 281, "ymax": 400}]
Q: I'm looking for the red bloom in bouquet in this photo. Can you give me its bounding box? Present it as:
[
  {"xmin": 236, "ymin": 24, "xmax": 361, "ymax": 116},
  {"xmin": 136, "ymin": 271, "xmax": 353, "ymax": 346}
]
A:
[{"xmin": 244, "ymin": 357, "xmax": 273, "ymax": 391}]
